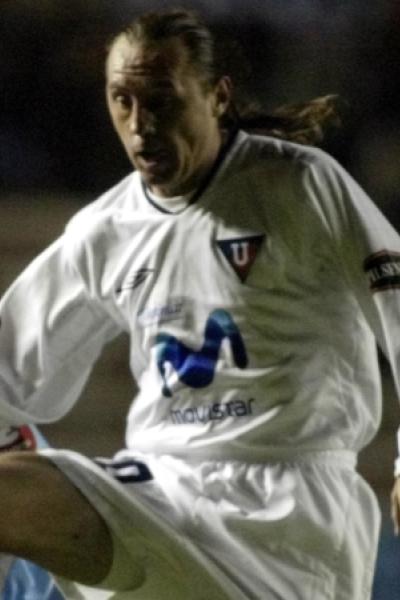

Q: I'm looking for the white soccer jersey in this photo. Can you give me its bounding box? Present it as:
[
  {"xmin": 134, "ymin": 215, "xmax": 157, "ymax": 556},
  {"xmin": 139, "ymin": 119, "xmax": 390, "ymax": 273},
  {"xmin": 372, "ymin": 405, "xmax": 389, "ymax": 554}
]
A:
[{"xmin": 1, "ymin": 130, "xmax": 400, "ymax": 463}]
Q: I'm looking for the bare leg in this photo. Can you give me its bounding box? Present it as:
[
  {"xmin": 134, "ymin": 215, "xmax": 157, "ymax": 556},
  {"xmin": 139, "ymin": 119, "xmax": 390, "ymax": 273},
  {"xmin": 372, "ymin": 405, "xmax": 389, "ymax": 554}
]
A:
[{"xmin": 0, "ymin": 451, "xmax": 113, "ymax": 585}]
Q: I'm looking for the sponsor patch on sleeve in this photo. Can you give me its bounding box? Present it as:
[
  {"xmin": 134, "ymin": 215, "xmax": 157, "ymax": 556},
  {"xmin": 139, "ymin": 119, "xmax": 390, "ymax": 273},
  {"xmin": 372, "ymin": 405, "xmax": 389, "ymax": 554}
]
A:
[{"xmin": 363, "ymin": 250, "xmax": 400, "ymax": 292}]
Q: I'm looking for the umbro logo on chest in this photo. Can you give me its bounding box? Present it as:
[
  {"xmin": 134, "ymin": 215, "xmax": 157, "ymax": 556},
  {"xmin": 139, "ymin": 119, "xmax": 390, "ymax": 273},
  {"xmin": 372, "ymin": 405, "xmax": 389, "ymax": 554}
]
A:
[{"xmin": 216, "ymin": 235, "xmax": 265, "ymax": 282}]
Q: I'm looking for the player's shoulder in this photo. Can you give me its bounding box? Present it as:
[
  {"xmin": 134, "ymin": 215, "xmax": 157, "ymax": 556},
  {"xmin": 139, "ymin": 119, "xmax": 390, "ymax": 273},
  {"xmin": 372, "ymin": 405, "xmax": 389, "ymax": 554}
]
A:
[
  {"xmin": 231, "ymin": 131, "xmax": 362, "ymax": 241},
  {"xmin": 234, "ymin": 131, "xmax": 354, "ymax": 214},
  {"xmin": 238, "ymin": 130, "xmax": 341, "ymax": 177},
  {"xmin": 65, "ymin": 172, "xmax": 144, "ymax": 241},
  {"xmin": 69, "ymin": 172, "xmax": 138, "ymax": 225},
  {"xmin": 61, "ymin": 172, "xmax": 142, "ymax": 265}
]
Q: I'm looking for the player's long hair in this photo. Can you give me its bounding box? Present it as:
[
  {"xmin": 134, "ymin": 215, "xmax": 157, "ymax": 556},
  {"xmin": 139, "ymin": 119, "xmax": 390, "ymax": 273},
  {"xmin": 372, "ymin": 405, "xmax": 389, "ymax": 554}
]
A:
[{"xmin": 109, "ymin": 9, "xmax": 342, "ymax": 145}]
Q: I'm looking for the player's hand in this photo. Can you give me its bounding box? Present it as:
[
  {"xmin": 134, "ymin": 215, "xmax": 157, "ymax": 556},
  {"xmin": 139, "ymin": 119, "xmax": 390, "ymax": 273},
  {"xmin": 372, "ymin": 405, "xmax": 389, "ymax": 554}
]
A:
[
  {"xmin": 391, "ymin": 478, "xmax": 400, "ymax": 535},
  {"xmin": 0, "ymin": 426, "xmax": 36, "ymax": 452}
]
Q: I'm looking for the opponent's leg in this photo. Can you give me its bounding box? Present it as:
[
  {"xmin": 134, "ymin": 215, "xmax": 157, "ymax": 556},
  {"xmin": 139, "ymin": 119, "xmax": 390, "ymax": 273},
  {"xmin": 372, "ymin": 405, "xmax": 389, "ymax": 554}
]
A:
[{"xmin": 0, "ymin": 451, "xmax": 113, "ymax": 585}]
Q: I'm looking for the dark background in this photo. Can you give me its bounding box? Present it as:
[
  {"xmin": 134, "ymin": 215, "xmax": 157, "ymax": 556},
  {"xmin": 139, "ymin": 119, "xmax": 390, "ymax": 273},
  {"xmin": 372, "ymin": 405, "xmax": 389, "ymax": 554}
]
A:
[
  {"xmin": 2, "ymin": 0, "xmax": 400, "ymax": 219},
  {"xmin": 1, "ymin": 1, "xmax": 400, "ymax": 597}
]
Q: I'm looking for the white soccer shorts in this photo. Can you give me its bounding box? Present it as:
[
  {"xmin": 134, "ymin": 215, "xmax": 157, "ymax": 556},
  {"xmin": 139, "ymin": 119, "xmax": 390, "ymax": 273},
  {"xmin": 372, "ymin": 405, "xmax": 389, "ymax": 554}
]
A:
[{"xmin": 41, "ymin": 448, "xmax": 380, "ymax": 600}]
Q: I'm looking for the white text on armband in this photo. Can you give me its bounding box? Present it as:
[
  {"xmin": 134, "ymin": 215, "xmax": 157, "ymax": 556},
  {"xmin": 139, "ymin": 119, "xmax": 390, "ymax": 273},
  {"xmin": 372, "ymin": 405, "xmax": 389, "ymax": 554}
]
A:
[
  {"xmin": 170, "ymin": 398, "xmax": 255, "ymax": 424},
  {"xmin": 364, "ymin": 250, "xmax": 400, "ymax": 292}
]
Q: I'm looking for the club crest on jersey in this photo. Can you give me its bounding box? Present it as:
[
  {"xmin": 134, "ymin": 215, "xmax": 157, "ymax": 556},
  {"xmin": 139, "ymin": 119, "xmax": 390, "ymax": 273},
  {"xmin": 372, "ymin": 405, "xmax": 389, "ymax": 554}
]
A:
[
  {"xmin": 364, "ymin": 250, "xmax": 400, "ymax": 292},
  {"xmin": 154, "ymin": 309, "xmax": 248, "ymax": 397},
  {"xmin": 217, "ymin": 235, "xmax": 265, "ymax": 282}
]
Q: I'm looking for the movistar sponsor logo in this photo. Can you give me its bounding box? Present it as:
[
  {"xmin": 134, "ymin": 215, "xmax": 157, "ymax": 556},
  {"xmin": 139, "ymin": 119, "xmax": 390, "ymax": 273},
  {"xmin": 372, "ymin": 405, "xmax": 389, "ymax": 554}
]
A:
[
  {"xmin": 155, "ymin": 309, "xmax": 248, "ymax": 397},
  {"xmin": 170, "ymin": 398, "xmax": 254, "ymax": 424}
]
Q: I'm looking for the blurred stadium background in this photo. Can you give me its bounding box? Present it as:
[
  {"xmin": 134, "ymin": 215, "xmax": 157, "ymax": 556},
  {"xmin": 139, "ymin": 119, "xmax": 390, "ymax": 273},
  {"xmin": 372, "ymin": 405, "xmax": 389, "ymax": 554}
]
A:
[{"xmin": 1, "ymin": 1, "xmax": 400, "ymax": 597}]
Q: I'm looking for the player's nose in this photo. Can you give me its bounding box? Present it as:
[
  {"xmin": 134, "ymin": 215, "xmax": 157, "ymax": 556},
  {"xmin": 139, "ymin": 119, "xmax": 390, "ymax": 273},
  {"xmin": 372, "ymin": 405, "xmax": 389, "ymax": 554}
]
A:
[{"xmin": 129, "ymin": 104, "xmax": 156, "ymax": 137}]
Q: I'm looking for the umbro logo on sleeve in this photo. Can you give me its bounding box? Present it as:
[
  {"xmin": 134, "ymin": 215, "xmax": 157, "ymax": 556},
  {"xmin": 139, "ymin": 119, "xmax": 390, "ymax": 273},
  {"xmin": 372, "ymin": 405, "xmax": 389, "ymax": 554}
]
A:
[{"xmin": 115, "ymin": 268, "xmax": 155, "ymax": 294}]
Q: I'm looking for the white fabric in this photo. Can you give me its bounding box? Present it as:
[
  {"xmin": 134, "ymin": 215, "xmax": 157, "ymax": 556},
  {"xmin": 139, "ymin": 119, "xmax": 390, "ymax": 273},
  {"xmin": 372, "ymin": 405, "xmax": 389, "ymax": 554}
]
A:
[
  {"xmin": 42, "ymin": 448, "xmax": 379, "ymax": 600},
  {"xmin": 0, "ymin": 130, "xmax": 399, "ymax": 596},
  {"xmin": 0, "ymin": 131, "xmax": 398, "ymax": 458},
  {"xmin": 143, "ymin": 183, "xmax": 194, "ymax": 213}
]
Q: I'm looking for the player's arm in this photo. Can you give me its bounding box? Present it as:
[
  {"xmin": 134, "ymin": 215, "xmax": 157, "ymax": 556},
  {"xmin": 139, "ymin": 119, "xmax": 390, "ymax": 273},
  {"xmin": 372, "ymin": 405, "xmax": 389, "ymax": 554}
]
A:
[
  {"xmin": 0, "ymin": 233, "xmax": 121, "ymax": 428},
  {"xmin": 304, "ymin": 152, "xmax": 400, "ymax": 533},
  {"xmin": 391, "ymin": 482, "xmax": 400, "ymax": 535},
  {"xmin": 391, "ymin": 434, "xmax": 400, "ymax": 534}
]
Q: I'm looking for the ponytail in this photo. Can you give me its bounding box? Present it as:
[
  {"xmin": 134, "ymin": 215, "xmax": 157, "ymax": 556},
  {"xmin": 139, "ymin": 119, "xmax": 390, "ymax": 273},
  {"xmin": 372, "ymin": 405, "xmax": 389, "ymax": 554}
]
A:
[{"xmin": 225, "ymin": 94, "xmax": 343, "ymax": 145}]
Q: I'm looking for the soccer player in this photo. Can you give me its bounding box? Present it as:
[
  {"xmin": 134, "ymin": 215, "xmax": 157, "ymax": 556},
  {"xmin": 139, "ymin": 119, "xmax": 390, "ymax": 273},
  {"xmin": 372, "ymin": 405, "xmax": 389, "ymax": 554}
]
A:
[{"xmin": 0, "ymin": 8, "xmax": 399, "ymax": 599}]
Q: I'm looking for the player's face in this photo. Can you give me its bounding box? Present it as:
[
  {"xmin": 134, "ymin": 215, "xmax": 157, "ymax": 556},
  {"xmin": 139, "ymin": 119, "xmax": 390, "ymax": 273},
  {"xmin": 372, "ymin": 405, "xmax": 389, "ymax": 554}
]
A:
[{"xmin": 106, "ymin": 36, "xmax": 231, "ymax": 197}]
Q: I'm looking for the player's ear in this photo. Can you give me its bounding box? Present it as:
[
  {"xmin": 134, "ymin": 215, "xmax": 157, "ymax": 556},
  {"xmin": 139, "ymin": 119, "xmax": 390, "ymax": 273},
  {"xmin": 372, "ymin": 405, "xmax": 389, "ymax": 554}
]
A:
[{"xmin": 212, "ymin": 76, "xmax": 232, "ymax": 118}]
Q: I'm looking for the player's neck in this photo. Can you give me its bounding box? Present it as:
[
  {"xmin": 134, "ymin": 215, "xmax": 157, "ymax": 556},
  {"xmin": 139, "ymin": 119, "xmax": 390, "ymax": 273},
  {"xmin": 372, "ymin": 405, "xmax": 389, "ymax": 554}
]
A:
[{"xmin": 149, "ymin": 130, "xmax": 229, "ymax": 199}]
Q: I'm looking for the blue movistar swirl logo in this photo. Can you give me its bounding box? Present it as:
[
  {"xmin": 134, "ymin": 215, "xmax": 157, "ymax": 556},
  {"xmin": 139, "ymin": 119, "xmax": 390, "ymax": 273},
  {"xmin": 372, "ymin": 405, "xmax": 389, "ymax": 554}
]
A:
[{"xmin": 155, "ymin": 309, "xmax": 248, "ymax": 397}]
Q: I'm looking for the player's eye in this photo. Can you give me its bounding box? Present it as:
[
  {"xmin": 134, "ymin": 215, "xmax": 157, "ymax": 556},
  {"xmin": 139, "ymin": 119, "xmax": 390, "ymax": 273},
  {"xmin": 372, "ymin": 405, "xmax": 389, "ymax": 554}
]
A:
[
  {"xmin": 112, "ymin": 92, "xmax": 132, "ymax": 110},
  {"xmin": 146, "ymin": 94, "xmax": 181, "ymax": 115}
]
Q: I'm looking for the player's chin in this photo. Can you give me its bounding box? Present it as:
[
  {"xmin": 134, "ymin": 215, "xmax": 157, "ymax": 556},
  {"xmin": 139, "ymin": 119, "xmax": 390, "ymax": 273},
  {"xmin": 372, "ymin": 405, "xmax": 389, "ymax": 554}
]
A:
[
  {"xmin": 139, "ymin": 170, "xmax": 169, "ymax": 189},
  {"xmin": 138, "ymin": 164, "xmax": 178, "ymax": 189}
]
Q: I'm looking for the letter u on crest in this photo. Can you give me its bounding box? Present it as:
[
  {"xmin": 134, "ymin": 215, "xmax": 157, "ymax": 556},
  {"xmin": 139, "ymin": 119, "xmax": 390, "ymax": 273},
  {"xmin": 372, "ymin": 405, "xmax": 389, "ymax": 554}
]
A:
[{"xmin": 231, "ymin": 242, "xmax": 250, "ymax": 267}]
